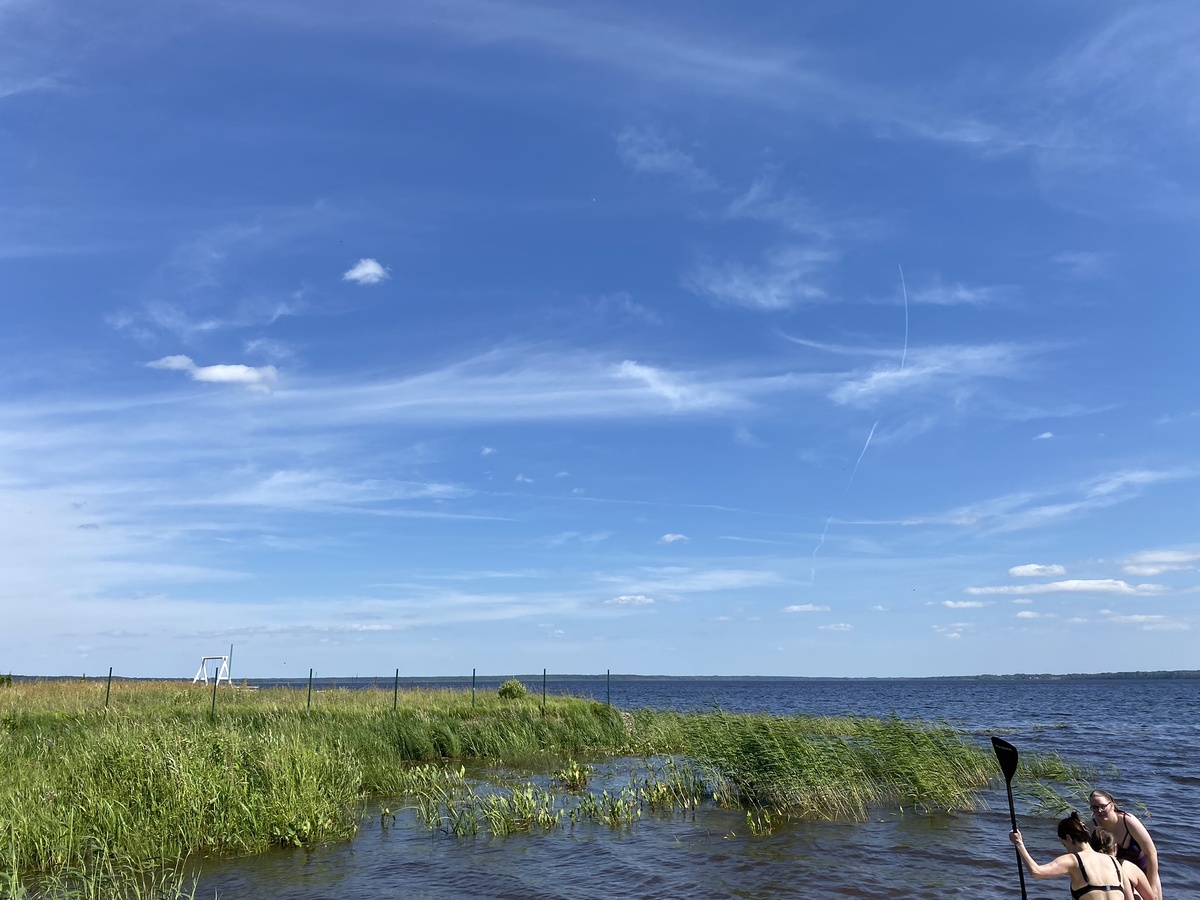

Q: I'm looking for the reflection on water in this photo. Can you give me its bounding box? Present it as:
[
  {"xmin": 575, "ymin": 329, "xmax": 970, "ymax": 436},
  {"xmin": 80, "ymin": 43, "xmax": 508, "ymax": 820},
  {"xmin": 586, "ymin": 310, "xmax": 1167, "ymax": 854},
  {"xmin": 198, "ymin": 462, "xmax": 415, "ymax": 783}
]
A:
[{"xmin": 197, "ymin": 678, "xmax": 1200, "ymax": 898}]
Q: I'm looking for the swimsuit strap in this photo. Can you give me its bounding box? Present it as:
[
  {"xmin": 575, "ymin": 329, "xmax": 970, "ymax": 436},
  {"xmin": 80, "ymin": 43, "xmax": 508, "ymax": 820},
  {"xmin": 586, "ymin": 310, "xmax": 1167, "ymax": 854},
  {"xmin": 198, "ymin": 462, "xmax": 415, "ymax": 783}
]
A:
[{"xmin": 1070, "ymin": 852, "xmax": 1125, "ymax": 900}]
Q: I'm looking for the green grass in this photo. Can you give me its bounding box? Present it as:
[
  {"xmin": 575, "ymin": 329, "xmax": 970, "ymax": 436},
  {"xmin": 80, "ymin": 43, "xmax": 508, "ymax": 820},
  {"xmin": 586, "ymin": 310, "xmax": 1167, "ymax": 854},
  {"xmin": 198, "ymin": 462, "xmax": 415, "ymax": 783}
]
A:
[{"xmin": 0, "ymin": 679, "xmax": 1085, "ymax": 897}]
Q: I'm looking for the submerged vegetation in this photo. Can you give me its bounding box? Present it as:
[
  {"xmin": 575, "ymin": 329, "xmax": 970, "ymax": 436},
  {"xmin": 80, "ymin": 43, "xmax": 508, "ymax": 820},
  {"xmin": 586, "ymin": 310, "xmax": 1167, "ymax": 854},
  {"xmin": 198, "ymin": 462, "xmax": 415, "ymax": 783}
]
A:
[{"xmin": 0, "ymin": 679, "xmax": 1089, "ymax": 898}]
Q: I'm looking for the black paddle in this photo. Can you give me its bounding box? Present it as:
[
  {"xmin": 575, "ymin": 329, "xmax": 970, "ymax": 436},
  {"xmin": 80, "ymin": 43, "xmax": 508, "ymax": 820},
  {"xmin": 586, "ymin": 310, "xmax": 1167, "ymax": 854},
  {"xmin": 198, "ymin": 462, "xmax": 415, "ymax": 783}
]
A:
[{"xmin": 992, "ymin": 736, "xmax": 1028, "ymax": 900}]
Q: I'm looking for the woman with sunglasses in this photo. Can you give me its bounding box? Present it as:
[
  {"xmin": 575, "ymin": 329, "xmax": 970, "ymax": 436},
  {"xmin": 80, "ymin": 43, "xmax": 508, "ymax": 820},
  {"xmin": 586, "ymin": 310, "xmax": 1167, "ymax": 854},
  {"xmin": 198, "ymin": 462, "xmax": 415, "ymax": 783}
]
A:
[
  {"xmin": 1090, "ymin": 790, "xmax": 1161, "ymax": 900},
  {"xmin": 1009, "ymin": 811, "xmax": 1133, "ymax": 900}
]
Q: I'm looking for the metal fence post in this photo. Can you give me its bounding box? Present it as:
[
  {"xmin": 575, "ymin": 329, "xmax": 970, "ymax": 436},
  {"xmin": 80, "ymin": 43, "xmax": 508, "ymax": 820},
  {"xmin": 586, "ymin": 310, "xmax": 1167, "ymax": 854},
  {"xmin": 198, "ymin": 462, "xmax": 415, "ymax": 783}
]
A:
[
  {"xmin": 306, "ymin": 668, "xmax": 313, "ymax": 712},
  {"xmin": 104, "ymin": 666, "xmax": 113, "ymax": 709}
]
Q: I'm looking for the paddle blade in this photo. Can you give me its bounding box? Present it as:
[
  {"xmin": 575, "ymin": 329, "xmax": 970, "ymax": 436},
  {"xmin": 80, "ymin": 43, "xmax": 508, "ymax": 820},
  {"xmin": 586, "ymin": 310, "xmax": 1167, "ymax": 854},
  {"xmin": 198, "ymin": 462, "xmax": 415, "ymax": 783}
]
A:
[{"xmin": 991, "ymin": 736, "xmax": 1019, "ymax": 782}]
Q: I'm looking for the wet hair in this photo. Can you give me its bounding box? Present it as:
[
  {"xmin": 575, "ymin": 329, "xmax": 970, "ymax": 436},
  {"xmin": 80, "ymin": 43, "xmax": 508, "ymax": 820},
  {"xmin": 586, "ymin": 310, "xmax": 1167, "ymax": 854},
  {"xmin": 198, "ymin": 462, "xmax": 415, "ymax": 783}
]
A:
[
  {"xmin": 1057, "ymin": 811, "xmax": 1090, "ymax": 843},
  {"xmin": 1089, "ymin": 827, "xmax": 1117, "ymax": 855}
]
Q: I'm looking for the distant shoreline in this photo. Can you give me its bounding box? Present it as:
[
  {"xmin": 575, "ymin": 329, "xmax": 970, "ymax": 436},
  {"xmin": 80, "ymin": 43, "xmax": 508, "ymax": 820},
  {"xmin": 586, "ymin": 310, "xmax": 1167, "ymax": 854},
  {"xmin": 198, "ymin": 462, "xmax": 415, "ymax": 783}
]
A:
[{"xmin": 11, "ymin": 670, "xmax": 1200, "ymax": 682}]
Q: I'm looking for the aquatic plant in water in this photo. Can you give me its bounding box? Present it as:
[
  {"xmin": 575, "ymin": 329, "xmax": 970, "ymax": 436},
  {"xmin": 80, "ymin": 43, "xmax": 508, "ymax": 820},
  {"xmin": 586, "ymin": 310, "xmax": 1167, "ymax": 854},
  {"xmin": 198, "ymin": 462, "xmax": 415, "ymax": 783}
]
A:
[{"xmin": 0, "ymin": 679, "xmax": 1088, "ymax": 896}]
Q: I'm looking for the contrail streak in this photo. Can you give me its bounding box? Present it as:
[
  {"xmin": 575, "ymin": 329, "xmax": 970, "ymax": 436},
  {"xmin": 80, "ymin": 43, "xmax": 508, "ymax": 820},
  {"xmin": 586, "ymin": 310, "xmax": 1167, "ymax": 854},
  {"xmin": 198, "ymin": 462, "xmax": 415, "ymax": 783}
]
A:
[
  {"xmin": 806, "ymin": 266, "xmax": 909, "ymax": 584},
  {"xmin": 810, "ymin": 514, "xmax": 833, "ymax": 584},
  {"xmin": 846, "ymin": 418, "xmax": 878, "ymax": 491}
]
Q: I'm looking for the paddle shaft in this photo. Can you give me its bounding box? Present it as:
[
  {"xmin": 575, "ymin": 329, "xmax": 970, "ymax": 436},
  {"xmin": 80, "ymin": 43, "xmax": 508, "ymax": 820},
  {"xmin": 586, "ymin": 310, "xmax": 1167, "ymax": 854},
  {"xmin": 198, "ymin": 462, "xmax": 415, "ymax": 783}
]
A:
[{"xmin": 1004, "ymin": 777, "xmax": 1028, "ymax": 900}]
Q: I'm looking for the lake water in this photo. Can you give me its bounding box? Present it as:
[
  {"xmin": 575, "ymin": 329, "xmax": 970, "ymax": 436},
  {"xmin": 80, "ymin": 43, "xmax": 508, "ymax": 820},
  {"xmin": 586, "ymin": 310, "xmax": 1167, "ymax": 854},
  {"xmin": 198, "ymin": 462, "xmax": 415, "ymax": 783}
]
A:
[{"xmin": 196, "ymin": 678, "xmax": 1200, "ymax": 898}]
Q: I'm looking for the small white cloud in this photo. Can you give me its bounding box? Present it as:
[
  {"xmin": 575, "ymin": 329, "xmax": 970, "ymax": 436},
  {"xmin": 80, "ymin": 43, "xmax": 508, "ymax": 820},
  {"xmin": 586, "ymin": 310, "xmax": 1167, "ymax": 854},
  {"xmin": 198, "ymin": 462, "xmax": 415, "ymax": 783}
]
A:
[
  {"xmin": 1016, "ymin": 611, "xmax": 1042, "ymax": 619},
  {"xmin": 944, "ymin": 600, "xmax": 989, "ymax": 609},
  {"xmin": 945, "ymin": 632, "xmax": 962, "ymax": 639},
  {"xmin": 783, "ymin": 604, "xmax": 830, "ymax": 613},
  {"xmin": 571, "ymin": 487, "xmax": 585, "ymax": 495},
  {"xmin": 605, "ymin": 594, "xmax": 655, "ymax": 606},
  {"xmin": 934, "ymin": 623, "xmax": 971, "ymax": 637},
  {"xmin": 818, "ymin": 623, "xmax": 853, "ymax": 632},
  {"xmin": 481, "ymin": 446, "xmax": 497, "ymax": 456},
  {"xmin": 1008, "ymin": 563, "xmax": 1066, "ymax": 577},
  {"xmin": 342, "ymin": 258, "xmax": 390, "ymax": 285},
  {"xmin": 1107, "ymin": 614, "xmax": 1164, "ymax": 624},
  {"xmin": 515, "ymin": 474, "xmax": 534, "ymax": 483},
  {"xmin": 147, "ymin": 355, "xmax": 279, "ymax": 391},
  {"xmin": 659, "ymin": 533, "xmax": 690, "ymax": 544},
  {"xmin": 1034, "ymin": 432, "xmax": 1054, "ymax": 440},
  {"xmin": 870, "ymin": 605, "xmax": 887, "ymax": 612},
  {"xmin": 1013, "ymin": 598, "xmax": 1034, "ymax": 605},
  {"xmin": 556, "ymin": 471, "xmax": 570, "ymax": 477}
]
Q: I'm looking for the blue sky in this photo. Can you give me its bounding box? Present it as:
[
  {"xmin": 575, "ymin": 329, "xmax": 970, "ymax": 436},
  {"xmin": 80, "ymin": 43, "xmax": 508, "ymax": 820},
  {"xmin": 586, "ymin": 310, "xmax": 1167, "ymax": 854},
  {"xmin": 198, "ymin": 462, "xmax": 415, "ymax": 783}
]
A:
[{"xmin": 3, "ymin": 1, "xmax": 1198, "ymax": 678}]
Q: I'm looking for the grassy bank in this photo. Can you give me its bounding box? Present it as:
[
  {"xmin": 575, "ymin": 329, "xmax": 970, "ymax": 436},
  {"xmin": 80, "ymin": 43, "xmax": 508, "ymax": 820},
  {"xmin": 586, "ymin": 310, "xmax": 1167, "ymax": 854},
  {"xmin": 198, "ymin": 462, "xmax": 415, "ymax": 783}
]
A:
[{"xmin": 0, "ymin": 679, "xmax": 1078, "ymax": 898}]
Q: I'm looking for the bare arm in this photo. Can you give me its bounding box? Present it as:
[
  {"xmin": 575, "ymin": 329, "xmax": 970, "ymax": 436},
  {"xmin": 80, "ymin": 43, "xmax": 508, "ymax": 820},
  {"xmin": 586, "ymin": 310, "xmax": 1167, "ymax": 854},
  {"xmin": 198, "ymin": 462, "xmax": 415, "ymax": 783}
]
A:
[
  {"xmin": 1124, "ymin": 813, "xmax": 1161, "ymax": 899},
  {"xmin": 1121, "ymin": 859, "xmax": 1156, "ymax": 900},
  {"xmin": 1009, "ymin": 831, "xmax": 1076, "ymax": 880}
]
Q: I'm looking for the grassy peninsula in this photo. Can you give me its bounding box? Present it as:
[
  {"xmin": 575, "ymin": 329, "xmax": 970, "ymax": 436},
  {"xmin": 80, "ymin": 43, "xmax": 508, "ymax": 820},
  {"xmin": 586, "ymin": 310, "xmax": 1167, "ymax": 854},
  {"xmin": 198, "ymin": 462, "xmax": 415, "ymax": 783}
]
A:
[{"xmin": 0, "ymin": 679, "xmax": 1080, "ymax": 898}]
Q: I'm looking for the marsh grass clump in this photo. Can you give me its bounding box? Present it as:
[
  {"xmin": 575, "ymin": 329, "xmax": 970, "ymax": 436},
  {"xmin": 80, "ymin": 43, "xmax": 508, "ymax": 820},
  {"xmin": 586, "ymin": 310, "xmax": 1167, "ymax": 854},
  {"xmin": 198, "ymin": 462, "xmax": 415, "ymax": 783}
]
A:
[
  {"xmin": 497, "ymin": 679, "xmax": 528, "ymax": 700},
  {"xmin": 0, "ymin": 681, "xmax": 624, "ymax": 896},
  {"xmin": 628, "ymin": 710, "xmax": 1001, "ymax": 821}
]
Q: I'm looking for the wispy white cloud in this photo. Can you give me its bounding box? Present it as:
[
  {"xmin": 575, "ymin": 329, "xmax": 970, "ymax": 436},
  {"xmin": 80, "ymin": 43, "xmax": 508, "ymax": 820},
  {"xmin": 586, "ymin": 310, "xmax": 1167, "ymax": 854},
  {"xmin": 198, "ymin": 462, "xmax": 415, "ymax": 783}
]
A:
[
  {"xmin": 481, "ymin": 446, "xmax": 497, "ymax": 455},
  {"xmin": 342, "ymin": 258, "xmax": 389, "ymax": 285},
  {"xmin": 944, "ymin": 600, "xmax": 989, "ymax": 608},
  {"xmin": 1053, "ymin": 251, "xmax": 1108, "ymax": 279},
  {"xmin": 910, "ymin": 279, "xmax": 1010, "ymax": 307},
  {"xmin": 147, "ymin": 355, "xmax": 279, "ymax": 391},
  {"xmin": 818, "ymin": 623, "xmax": 852, "ymax": 631},
  {"xmin": 967, "ymin": 579, "xmax": 1167, "ymax": 596},
  {"xmin": 546, "ymin": 531, "xmax": 611, "ymax": 547},
  {"xmin": 783, "ymin": 603, "xmax": 829, "ymax": 613},
  {"xmin": 1121, "ymin": 549, "xmax": 1200, "ymax": 576},
  {"xmin": 937, "ymin": 468, "xmax": 1192, "ymax": 533},
  {"xmin": 217, "ymin": 469, "xmax": 468, "ymax": 510},
  {"xmin": 275, "ymin": 349, "xmax": 797, "ymax": 425},
  {"xmin": 1034, "ymin": 432, "xmax": 1054, "ymax": 440},
  {"xmin": 607, "ymin": 567, "xmax": 783, "ymax": 594},
  {"xmin": 658, "ymin": 533, "xmax": 689, "ymax": 544},
  {"xmin": 685, "ymin": 246, "xmax": 833, "ymax": 311},
  {"xmin": 724, "ymin": 175, "xmax": 832, "ymax": 236},
  {"xmin": 829, "ymin": 343, "xmax": 1029, "ymax": 408},
  {"xmin": 1032, "ymin": 4, "xmax": 1200, "ymax": 215},
  {"xmin": 615, "ymin": 127, "xmax": 714, "ymax": 190},
  {"xmin": 1010, "ymin": 563, "xmax": 1066, "ymax": 577}
]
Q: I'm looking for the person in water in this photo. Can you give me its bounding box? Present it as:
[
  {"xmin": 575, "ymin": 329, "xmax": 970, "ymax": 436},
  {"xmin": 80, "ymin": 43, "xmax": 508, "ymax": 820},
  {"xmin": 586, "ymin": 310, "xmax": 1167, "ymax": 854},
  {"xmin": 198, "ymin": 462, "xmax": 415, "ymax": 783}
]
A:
[
  {"xmin": 1009, "ymin": 811, "xmax": 1133, "ymax": 900},
  {"xmin": 1090, "ymin": 827, "xmax": 1157, "ymax": 900},
  {"xmin": 1090, "ymin": 790, "xmax": 1161, "ymax": 900}
]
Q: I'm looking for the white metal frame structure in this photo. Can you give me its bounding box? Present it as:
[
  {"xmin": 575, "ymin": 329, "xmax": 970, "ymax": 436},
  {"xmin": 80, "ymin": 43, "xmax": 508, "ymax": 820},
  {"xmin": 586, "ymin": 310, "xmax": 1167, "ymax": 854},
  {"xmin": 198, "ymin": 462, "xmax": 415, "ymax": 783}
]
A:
[{"xmin": 192, "ymin": 655, "xmax": 231, "ymax": 685}]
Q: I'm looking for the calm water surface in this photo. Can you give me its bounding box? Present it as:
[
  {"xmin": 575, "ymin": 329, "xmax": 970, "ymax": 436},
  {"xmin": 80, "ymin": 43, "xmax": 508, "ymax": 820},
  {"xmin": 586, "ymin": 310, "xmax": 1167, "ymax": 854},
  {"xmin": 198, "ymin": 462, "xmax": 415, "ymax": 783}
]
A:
[{"xmin": 197, "ymin": 678, "xmax": 1200, "ymax": 898}]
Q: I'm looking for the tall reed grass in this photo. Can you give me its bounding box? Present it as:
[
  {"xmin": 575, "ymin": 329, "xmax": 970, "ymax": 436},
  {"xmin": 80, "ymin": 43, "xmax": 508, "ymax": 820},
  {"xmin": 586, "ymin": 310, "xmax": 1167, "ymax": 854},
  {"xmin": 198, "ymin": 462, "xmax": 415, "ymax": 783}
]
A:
[{"xmin": 0, "ymin": 679, "xmax": 1082, "ymax": 896}]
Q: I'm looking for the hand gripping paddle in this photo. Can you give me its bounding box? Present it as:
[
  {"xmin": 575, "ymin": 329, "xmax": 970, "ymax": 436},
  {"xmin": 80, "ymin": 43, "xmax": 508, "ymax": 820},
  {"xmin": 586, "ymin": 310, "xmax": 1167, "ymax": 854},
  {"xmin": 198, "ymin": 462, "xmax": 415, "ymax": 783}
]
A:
[{"xmin": 992, "ymin": 736, "xmax": 1028, "ymax": 900}]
